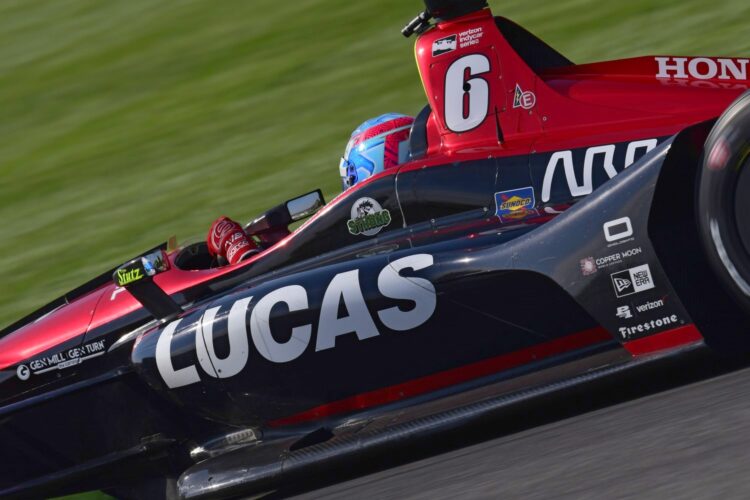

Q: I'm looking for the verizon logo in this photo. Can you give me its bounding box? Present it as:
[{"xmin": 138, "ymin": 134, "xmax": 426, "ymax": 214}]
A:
[
  {"xmin": 636, "ymin": 299, "xmax": 664, "ymax": 313},
  {"xmin": 656, "ymin": 57, "xmax": 749, "ymax": 81}
]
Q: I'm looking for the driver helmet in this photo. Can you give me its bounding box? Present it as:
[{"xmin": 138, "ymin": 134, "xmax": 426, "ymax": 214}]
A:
[{"xmin": 340, "ymin": 113, "xmax": 414, "ymax": 191}]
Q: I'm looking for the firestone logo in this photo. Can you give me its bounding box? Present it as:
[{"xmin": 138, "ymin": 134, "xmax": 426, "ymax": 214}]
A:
[{"xmin": 655, "ymin": 57, "xmax": 749, "ymax": 81}]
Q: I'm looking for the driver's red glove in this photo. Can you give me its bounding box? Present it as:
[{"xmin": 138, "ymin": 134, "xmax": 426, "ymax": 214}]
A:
[{"xmin": 207, "ymin": 217, "xmax": 259, "ymax": 265}]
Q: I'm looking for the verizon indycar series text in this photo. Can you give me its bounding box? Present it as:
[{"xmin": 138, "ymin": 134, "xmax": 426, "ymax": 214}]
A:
[{"xmin": 3, "ymin": 0, "xmax": 750, "ymax": 498}]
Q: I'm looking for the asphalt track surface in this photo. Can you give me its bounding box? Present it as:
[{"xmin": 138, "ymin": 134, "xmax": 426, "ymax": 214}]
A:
[{"xmin": 267, "ymin": 349, "xmax": 750, "ymax": 500}]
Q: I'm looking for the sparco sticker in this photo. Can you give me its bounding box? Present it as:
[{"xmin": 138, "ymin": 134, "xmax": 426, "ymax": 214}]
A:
[
  {"xmin": 18, "ymin": 340, "xmax": 106, "ymax": 380},
  {"xmin": 347, "ymin": 198, "xmax": 392, "ymax": 236},
  {"xmin": 156, "ymin": 254, "xmax": 437, "ymax": 389}
]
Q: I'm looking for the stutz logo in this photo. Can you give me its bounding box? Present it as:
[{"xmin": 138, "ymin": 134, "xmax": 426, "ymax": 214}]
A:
[
  {"xmin": 116, "ymin": 267, "xmax": 144, "ymax": 287},
  {"xmin": 347, "ymin": 197, "xmax": 392, "ymax": 236}
]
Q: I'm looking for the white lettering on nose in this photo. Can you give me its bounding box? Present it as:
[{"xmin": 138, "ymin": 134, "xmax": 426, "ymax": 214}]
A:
[
  {"xmin": 196, "ymin": 298, "xmax": 253, "ymax": 378},
  {"xmin": 156, "ymin": 319, "xmax": 201, "ymax": 389},
  {"xmin": 316, "ymin": 270, "xmax": 380, "ymax": 352},
  {"xmin": 656, "ymin": 57, "xmax": 688, "ymax": 79},
  {"xmin": 251, "ymin": 286, "xmax": 312, "ymax": 363},
  {"xmin": 377, "ymin": 254, "xmax": 436, "ymax": 331},
  {"xmin": 153, "ymin": 255, "xmax": 437, "ymax": 389}
]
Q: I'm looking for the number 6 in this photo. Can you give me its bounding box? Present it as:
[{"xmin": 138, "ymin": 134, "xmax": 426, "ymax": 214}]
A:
[{"xmin": 444, "ymin": 54, "xmax": 491, "ymax": 133}]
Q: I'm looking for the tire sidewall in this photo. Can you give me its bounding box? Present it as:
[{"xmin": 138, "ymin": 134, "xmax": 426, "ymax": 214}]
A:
[{"xmin": 698, "ymin": 90, "xmax": 750, "ymax": 312}]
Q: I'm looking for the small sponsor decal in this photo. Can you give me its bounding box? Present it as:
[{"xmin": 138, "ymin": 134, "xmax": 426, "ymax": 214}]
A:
[
  {"xmin": 580, "ymin": 257, "xmax": 597, "ymax": 276},
  {"xmin": 18, "ymin": 340, "xmax": 107, "ymax": 381},
  {"xmin": 513, "ymin": 84, "xmax": 536, "ymax": 110},
  {"xmin": 604, "ymin": 217, "xmax": 634, "ymax": 244},
  {"xmin": 432, "ymin": 35, "xmax": 457, "ymax": 57},
  {"xmin": 458, "ymin": 27, "xmax": 484, "ymax": 49},
  {"xmin": 615, "ymin": 299, "xmax": 666, "ymax": 322},
  {"xmin": 348, "ymin": 198, "xmax": 392, "ymax": 237},
  {"xmin": 580, "ymin": 247, "xmax": 643, "ymax": 276},
  {"xmin": 611, "ymin": 264, "xmax": 655, "ymax": 298},
  {"xmin": 636, "ymin": 299, "xmax": 665, "ymax": 313},
  {"xmin": 17, "ymin": 364, "xmax": 30, "ymax": 381},
  {"xmin": 616, "ymin": 306, "xmax": 633, "ymax": 320},
  {"xmin": 115, "ymin": 267, "xmax": 144, "ymax": 287},
  {"xmin": 495, "ymin": 187, "xmax": 536, "ymax": 218},
  {"xmin": 619, "ymin": 314, "xmax": 682, "ymax": 339}
]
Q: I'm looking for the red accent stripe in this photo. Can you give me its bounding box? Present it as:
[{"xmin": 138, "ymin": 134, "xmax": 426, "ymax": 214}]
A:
[
  {"xmin": 623, "ymin": 324, "xmax": 704, "ymax": 356},
  {"xmin": 269, "ymin": 327, "xmax": 612, "ymax": 427},
  {"xmin": 352, "ymin": 117, "xmax": 415, "ymax": 147}
]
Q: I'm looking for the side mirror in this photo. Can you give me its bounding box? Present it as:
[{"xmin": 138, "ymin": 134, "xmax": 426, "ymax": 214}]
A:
[
  {"xmin": 286, "ymin": 190, "xmax": 325, "ymax": 222},
  {"xmin": 113, "ymin": 249, "xmax": 181, "ymax": 321},
  {"xmin": 244, "ymin": 190, "xmax": 326, "ymax": 242}
]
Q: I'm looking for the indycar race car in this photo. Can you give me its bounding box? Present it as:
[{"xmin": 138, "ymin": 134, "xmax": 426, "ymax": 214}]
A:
[{"xmin": 4, "ymin": 0, "xmax": 750, "ymax": 497}]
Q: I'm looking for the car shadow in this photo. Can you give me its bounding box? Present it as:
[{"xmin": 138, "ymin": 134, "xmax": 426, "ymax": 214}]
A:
[{"xmin": 262, "ymin": 348, "xmax": 750, "ymax": 499}]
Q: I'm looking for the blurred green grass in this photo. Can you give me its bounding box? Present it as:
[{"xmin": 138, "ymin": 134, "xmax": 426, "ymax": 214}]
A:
[{"xmin": 2, "ymin": 0, "xmax": 750, "ymax": 327}]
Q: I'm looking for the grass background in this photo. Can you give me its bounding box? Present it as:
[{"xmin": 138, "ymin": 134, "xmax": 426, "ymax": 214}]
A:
[
  {"xmin": 2, "ymin": 1, "xmax": 750, "ymax": 495},
  {"xmin": 3, "ymin": 0, "xmax": 750, "ymax": 329}
]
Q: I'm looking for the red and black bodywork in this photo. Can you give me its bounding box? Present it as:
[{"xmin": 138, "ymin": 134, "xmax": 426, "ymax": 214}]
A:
[{"xmin": 3, "ymin": 1, "xmax": 750, "ymax": 497}]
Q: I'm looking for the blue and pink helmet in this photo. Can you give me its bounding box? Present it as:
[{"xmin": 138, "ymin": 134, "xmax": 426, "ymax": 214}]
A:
[{"xmin": 340, "ymin": 113, "xmax": 415, "ymax": 191}]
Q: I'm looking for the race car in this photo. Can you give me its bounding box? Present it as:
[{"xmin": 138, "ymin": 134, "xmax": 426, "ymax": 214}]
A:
[{"xmin": 3, "ymin": 0, "xmax": 750, "ymax": 497}]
